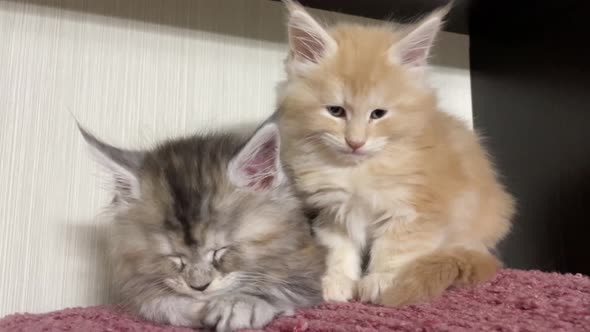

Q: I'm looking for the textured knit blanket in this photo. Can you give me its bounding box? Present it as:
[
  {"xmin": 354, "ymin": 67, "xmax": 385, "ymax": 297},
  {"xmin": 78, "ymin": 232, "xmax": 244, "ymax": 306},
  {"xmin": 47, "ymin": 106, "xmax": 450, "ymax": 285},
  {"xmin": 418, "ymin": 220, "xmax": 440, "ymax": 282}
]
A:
[{"xmin": 1, "ymin": 269, "xmax": 589, "ymax": 332}]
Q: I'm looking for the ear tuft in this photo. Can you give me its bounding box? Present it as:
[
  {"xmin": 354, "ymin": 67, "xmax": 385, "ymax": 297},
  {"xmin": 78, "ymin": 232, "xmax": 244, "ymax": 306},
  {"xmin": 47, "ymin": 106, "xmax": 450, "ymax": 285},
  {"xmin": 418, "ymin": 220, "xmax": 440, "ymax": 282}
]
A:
[
  {"xmin": 285, "ymin": 0, "xmax": 337, "ymax": 66},
  {"xmin": 77, "ymin": 123, "xmax": 144, "ymax": 201},
  {"xmin": 228, "ymin": 123, "xmax": 284, "ymax": 191},
  {"xmin": 393, "ymin": 6, "xmax": 448, "ymax": 68}
]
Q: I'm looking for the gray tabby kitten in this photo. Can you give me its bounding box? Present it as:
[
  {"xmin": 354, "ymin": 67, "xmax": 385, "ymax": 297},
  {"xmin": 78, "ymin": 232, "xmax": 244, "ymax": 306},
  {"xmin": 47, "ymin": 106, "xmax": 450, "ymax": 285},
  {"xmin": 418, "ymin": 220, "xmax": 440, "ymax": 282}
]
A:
[{"xmin": 79, "ymin": 122, "xmax": 325, "ymax": 331}]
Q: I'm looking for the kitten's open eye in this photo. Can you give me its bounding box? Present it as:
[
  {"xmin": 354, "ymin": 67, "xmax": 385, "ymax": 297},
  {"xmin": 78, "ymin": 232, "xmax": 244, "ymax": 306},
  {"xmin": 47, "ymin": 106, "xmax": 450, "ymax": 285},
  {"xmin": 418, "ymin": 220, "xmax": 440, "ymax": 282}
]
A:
[
  {"xmin": 326, "ymin": 106, "xmax": 346, "ymax": 118},
  {"xmin": 370, "ymin": 109, "xmax": 388, "ymax": 120},
  {"xmin": 169, "ymin": 256, "xmax": 186, "ymax": 272}
]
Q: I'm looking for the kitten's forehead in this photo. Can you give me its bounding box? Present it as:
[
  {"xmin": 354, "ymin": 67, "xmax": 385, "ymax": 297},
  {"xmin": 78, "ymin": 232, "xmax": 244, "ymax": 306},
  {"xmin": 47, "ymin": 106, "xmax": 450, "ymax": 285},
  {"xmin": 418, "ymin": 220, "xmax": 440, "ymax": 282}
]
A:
[
  {"xmin": 142, "ymin": 134, "xmax": 244, "ymax": 246},
  {"xmin": 330, "ymin": 27, "xmax": 396, "ymax": 68},
  {"xmin": 305, "ymin": 26, "xmax": 410, "ymax": 106}
]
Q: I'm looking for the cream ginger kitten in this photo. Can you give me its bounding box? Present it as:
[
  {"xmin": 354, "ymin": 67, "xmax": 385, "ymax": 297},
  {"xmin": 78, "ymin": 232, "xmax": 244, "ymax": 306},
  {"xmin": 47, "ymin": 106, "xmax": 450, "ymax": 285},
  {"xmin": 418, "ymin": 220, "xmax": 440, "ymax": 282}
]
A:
[{"xmin": 276, "ymin": 1, "xmax": 514, "ymax": 306}]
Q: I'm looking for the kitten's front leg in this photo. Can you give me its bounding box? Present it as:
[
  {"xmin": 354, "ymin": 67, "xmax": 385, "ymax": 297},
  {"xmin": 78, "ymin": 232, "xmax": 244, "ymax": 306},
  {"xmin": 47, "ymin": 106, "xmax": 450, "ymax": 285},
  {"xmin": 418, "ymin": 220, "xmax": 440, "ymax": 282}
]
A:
[
  {"xmin": 202, "ymin": 294, "xmax": 283, "ymax": 332},
  {"xmin": 315, "ymin": 224, "xmax": 361, "ymax": 302},
  {"xmin": 138, "ymin": 295, "xmax": 206, "ymax": 328},
  {"xmin": 357, "ymin": 221, "xmax": 442, "ymax": 306}
]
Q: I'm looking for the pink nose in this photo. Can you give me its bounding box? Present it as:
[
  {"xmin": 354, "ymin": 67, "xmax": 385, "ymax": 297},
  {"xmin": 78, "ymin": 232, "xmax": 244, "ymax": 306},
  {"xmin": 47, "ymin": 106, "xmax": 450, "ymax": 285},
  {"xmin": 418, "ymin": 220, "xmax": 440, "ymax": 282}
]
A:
[{"xmin": 345, "ymin": 138, "xmax": 365, "ymax": 151}]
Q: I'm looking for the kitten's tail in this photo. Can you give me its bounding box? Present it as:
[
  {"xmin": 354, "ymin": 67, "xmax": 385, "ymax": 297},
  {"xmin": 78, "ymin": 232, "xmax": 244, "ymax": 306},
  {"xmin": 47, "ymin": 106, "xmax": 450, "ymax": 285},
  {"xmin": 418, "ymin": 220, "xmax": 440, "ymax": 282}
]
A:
[{"xmin": 380, "ymin": 247, "xmax": 501, "ymax": 307}]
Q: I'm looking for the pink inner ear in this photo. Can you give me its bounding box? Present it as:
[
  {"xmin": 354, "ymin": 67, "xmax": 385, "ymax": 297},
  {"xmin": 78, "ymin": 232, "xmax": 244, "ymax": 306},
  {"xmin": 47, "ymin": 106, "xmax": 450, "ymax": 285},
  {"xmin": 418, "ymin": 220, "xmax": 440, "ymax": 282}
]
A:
[
  {"xmin": 242, "ymin": 137, "xmax": 277, "ymax": 190},
  {"xmin": 291, "ymin": 27, "xmax": 324, "ymax": 63},
  {"xmin": 401, "ymin": 47, "xmax": 428, "ymax": 66}
]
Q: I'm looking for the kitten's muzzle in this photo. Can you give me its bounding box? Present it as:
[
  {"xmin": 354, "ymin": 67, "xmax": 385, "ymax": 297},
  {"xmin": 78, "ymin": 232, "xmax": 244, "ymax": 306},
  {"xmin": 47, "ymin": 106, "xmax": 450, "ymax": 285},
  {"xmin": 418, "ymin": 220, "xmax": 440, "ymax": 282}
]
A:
[{"xmin": 189, "ymin": 281, "xmax": 211, "ymax": 292}]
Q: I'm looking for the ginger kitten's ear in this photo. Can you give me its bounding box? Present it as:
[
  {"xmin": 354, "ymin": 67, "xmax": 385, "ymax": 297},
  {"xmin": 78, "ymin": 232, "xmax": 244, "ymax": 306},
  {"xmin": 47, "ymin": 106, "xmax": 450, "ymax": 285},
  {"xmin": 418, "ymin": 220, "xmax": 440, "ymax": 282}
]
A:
[
  {"xmin": 228, "ymin": 123, "xmax": 284, "ymax": 191},
  {"xmin": 77, "ymin": 123, "xmax": 144, "ymax": 201},
  {"xmin": 391, "ymin": 6, "xmax": 449, "ymax": 71},
  {"xmin": 284, "ymin": 0, "xmax": 337, "ymax": 68}
]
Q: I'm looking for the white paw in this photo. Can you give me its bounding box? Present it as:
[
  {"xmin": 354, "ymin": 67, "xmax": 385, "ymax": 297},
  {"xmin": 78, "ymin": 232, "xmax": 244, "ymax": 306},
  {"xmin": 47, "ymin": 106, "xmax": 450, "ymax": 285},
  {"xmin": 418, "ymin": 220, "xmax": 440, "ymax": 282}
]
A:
[
  {"xmin": 322, "ymin": 274, "xmax": 357, "ymax": 302},
  {"xmin": 139, "ymin": 295, "xmax": 206, "ymax": 328},
  {"xmin": 358, "ymin": 273, "xmax": 395, "ymax": 303},
  {"xmin": 203, "ymin": 295, "xmax": 281, "ymax": 332}
]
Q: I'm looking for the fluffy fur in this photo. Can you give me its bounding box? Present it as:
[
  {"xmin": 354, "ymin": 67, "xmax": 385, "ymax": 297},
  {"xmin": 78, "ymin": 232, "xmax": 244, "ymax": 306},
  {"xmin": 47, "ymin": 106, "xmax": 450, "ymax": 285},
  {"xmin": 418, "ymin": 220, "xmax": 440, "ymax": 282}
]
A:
[
  {"xmin": 79, "ymin": 122, "xmax": 325, "ymax": 331},
  {"xmin": 276, "ymin": 1, "xmax": 514, "ymax": 306}
]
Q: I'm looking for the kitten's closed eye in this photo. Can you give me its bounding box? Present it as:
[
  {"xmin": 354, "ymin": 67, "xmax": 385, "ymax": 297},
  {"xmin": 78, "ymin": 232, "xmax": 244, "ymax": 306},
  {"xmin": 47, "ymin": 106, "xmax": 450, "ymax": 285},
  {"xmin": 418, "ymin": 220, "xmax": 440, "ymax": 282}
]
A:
[
  {"xmin": 214, "ymin": 247, "xmax": 228, "ymax": 262},
  {"xmin": 203, "ymin": 247, "xmax": 228, "ymax": 265},
  {"xmin": 169, "ymin": 255, "xmax": 186, "ymax": 271},
  {"xmin": 209, "ymin": 247, "xmax": 228, "ymax": 267}
]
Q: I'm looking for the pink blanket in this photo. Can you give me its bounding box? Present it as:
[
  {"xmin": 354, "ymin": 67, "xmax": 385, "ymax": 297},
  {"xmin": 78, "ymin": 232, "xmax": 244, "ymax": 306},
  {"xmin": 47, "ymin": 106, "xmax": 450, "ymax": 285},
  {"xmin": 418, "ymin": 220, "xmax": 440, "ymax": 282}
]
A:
[{"xmin": 1, "ymin": 269, "xmax": 589, "ymax": 332}]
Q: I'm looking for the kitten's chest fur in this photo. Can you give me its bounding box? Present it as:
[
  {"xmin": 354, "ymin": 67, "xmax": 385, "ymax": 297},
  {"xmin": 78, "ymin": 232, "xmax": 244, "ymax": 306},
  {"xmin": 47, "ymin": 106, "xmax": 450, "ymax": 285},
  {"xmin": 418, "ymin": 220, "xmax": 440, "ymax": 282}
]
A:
[{"xmin": 294, "ymin": 156, "xmax": 418, "ymax": 248}]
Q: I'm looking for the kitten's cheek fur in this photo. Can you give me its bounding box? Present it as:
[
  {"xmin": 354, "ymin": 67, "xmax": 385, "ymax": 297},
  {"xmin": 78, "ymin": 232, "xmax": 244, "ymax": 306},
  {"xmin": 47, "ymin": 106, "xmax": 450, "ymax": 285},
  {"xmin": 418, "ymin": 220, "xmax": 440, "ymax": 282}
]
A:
[
  {"xmin": 206, "ymin": 271, "xmax": 238, "ymax": 293},
  {"xmin": 163, "ymin": 278, "xmax": 191, "ymax": 295}
]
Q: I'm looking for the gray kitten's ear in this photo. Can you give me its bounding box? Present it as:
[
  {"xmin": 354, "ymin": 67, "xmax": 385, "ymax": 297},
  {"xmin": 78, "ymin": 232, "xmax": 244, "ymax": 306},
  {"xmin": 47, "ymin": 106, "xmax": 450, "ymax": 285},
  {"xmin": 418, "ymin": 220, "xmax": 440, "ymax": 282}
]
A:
[
  {"xmin": 390, "ymin": 6, "xmax": 449, "ymax": 71},
  {"xmin": 228, "ymin": 123, "xmax": 285, "ymax": 191},
  {"xmin": 77, "ymin": 123, "xmax": 144, "ymax": 201},
  {"xmin": 284, "ymin": 0, "xmax": 337, "ymax": 68}
]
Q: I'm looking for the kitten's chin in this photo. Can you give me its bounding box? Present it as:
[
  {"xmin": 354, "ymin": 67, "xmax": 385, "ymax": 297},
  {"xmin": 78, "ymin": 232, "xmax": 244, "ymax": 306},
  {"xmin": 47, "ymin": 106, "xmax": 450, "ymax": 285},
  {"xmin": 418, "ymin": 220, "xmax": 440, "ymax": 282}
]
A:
[{"xmin": 332, "ymin": 148, "xmax": 372, "ymax": 165}]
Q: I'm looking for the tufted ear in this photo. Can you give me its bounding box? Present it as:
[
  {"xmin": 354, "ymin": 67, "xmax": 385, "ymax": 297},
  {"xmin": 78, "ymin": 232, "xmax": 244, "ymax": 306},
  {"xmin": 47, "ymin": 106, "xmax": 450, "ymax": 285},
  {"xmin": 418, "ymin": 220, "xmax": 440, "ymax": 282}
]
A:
[
  {"xmin": 77, "ymin": 123, "xmax": 144, "ymax": 202},
  {"xmin": 390, "ymin": 6, "xmax": 449, "ymax": 71},
  {"xmin": 284, "ymin": 0, "xmax": 337, "ymax": 67},
  {"xmin": 227, "ymin": 123, "xmax": 284, "ymax": 191}
]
